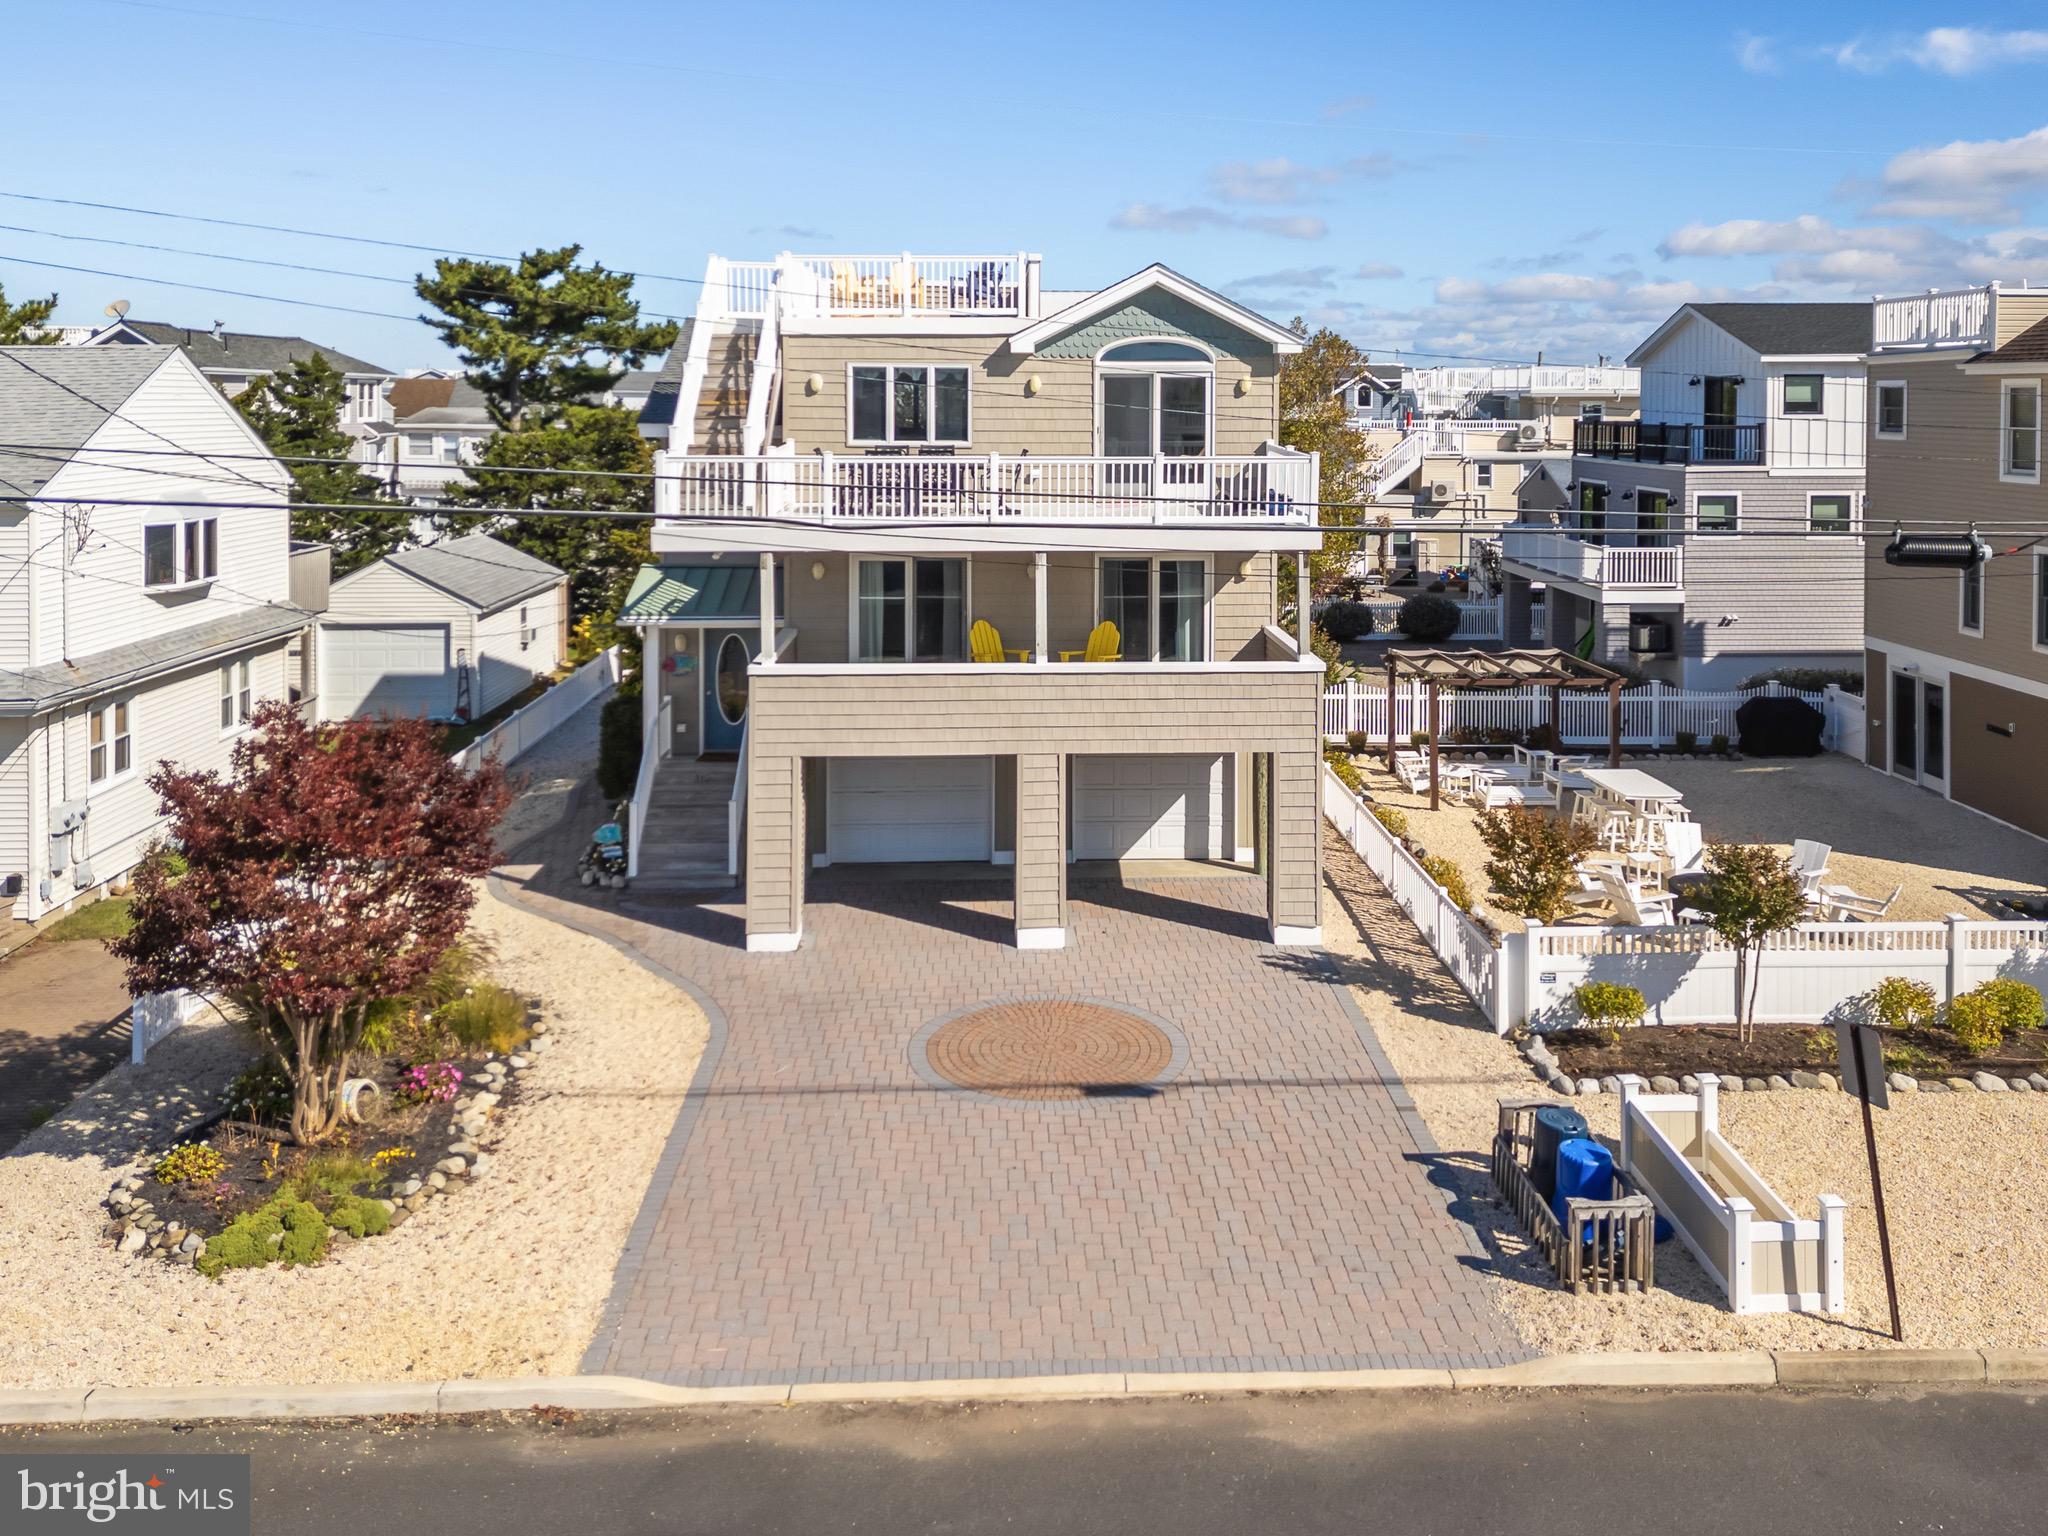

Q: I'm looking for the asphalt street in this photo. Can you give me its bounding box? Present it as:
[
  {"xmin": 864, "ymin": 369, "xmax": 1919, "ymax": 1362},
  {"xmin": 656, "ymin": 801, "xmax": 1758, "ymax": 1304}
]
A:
[{"xmin": 8, "ymin": 1386, "xmax": 2045, "ymax": 1534}]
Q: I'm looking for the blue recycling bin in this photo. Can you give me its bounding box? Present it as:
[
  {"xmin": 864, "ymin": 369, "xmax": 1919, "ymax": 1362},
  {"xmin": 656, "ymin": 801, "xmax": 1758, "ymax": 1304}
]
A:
[
  {"xmin": 1529, "ymin": 1105, "xmax": 1589, "ymax": 1200},
  {"xmin": 1550, "ymin": 1137, "xmax": 1616, "ymax": 1232}
]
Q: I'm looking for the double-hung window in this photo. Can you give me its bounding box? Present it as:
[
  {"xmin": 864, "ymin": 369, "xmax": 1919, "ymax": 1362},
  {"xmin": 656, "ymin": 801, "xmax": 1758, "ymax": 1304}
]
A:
[
  {"xmin": 1808, "ymin": 494, "xmax": 1853, "ymax": 535},
  {"xmin": 1961, "ymin": 562, "xmax": 1984, "ymax": 636},
  {"xmin": 1875, "ymin": 381, "xmax": 1907, "ymax": 438},
  {"xmin": 2003, "ymin": 381, "xmax": 2041, "ymax": 483},
  {"xmin": 1695, "ymin": 494, "xmax": 1738, "ymax": 535},
  {"xmin": 1475, "ymin": 462, "xmax": 1494, "ymax": 490},
  {"xmin": 87, "ymin": 699, "xmax": 132, "ymax": 786},
  {"xmin": 1097, "ymin": 557, "xmax": 1206, "ymax": 662},
  {"xmin": 854, "ymin": 558, "xmax": 966, "ymax": 660},
  {"xmin": 849, "ymin": 365, "xmax": 970, "ymax": 445},
  {"xmin": 1783, "ymin": 374, "xmax": 1824, "ymax": 415},
  {"xmin": 220, "ymin": 658, "xmax": 252, "ymax": 731},
  {"xmin": 143, "ymin": 516, "xmax": 218, "ymax": 588}
]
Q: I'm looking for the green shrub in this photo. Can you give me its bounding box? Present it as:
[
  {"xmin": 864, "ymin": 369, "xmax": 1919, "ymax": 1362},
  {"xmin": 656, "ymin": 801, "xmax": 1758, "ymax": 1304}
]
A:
[
  {"xmin": 1673, "ymin": 730, "xmax": 1698, "ymax": 755},
  {"xmin": 1709, "ymin": 732, "xmax": 1730, "ymax": 754},
  {"xmin": 226, "ymin": 1058, "xmax": 292, "ymax": 1127},
  {"xmin": 196, "ymin": 1195, "xmax": 329, "ymax": 1278},
  {"xmin": 1320, "ymin": 600, "xmax": 1376, "ymax": 642},
  {"xmin": 1945, "ymin": 993, "xmax": 2004, "ymax": 1055},
  {"xmin": 360, "ymin": 941, "xmax": 491, "ymax": 1058},
  {"xmin": 597, "ymin": 681, "xmax": 645, "ymax": 802},
  {"xmin": 1369, "ymin": 803, "xmax": 1409, "ymax": 839},
  {"xmin": 152, "ymin": 1142, "xmax": 226, "ymax": 1186},
  {"xmin": 1345, "ymin": 731, "xmax": 1373, "ymax": 756},
  {"xmin": 436, "ymin": 982, "xmax": 533, "ymax": 1055},
  {"xmin": 326, "ymin": 1194, "xmax": 392, "ymax": 1240},
  {"xmin": 1575, "ymin": 981, "xmax": 1647, "ymax": 1040},
  {"xmin": 287, "ymin": 1152, "xmax": 376, "ymax": 1202},
  {"xmin": 1409, "ymin": 731, "xmax": 1430, "ymax": 748},
  {"xmin": 1737, "ymin": 666, "xmax": 1864, "ymax": 696},
  {"xmin": 1309, "ymin": 623, "xmax": 1344, "ymax": 684},
  {"xmin": 1421, "ymin": 854, "xmax": 1474, "ymax": 914},
  {"xmin": 1396, "ymin": 592, "xmax": 1461, "ymax": 642},
  {"xmin": 1867, "ymin": 976, "xmax": 1938, "ymax": 1033},
  {"xmin": 1323, "ymin": 745, "xmax": 1365, "ymax": 796},
  {"xmin": 1971, "ymin": 977, "xmax": 2046, "ymax": 1037}
]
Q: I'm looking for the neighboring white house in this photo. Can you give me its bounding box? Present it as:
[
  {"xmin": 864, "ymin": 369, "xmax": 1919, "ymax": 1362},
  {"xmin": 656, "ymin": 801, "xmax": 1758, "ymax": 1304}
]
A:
[
  {"xmin": 318, "ymin": 534, "xmax": 567, "ymax": 722},
  {"xmin": 0, "ymin": 345, "xmax": 324, "ymax": 928},
  {"xmin": 360, "ymin": 377, "xmax": 493, "ymax": 505}
]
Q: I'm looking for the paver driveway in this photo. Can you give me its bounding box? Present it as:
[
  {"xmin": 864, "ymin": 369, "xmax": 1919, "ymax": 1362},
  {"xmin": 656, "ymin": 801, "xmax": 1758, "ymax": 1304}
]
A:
[{"xmin": 500, "ymin": 801, "xmax": 1523, "ymax": 1385}]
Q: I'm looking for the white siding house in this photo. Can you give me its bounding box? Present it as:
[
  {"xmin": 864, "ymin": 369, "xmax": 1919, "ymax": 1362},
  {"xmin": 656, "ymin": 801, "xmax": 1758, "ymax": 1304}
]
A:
[
  {"xmin": 0, "ymin": 345, "xmax": 321, "ymax": 928},
  {"xmin": 318, "ymin": 534, "xmax": 566, "ymax": 722}
]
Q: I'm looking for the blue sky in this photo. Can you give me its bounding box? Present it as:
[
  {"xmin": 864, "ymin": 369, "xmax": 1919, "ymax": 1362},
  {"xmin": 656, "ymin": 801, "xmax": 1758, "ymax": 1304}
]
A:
[{"xmin": 8, "ymin": 0, "xmax": 2048, "ymax": 372}]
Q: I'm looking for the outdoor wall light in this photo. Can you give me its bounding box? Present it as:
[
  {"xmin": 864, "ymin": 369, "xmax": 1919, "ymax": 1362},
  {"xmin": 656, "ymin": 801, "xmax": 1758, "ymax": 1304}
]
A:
[
  {"xmin": 805, "ymin": 373, "xmax": 822, "ymax": 394},
  {"xmin": 809, "ymin": 560, "xmax": 826, "ymax": 581},
  {"xmin": 1234, "ymin": 376, "xmax": 1250, "ymax": 397},
  {"xmin": 1025, "ymin": 374, "xmax": 1041, "ymax": 396},
  {"xmin": 1620, "ymin": 488, "xmax": 1635, "ymax": 502},
  {"xmin": 1687, "ymin": 376, "xmax": 1701, "ymax": 386}
]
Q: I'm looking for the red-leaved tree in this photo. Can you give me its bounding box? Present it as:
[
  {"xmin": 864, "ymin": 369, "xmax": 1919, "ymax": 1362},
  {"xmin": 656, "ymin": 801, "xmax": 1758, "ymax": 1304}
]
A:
[{"xmin": 112, "ymin": 702, "xmax": 511, "ymax": 1144}]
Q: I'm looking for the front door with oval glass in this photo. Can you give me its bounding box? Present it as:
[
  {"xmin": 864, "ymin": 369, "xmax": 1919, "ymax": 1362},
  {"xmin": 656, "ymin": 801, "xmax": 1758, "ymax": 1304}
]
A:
[{"xmin": 703, "ymin": 627, "xmax": 755, "ymax": 752}]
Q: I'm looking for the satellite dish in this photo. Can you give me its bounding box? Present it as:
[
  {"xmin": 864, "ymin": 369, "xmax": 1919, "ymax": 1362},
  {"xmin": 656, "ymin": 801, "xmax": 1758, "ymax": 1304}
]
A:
[{"xmin": 104, "ymin": 299, "xmax": 131, "ymax": 320}]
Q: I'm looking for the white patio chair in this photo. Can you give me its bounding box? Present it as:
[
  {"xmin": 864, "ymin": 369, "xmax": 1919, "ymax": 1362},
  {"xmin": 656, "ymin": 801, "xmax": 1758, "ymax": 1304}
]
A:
[
  {"xmin": 1818, "ymin": 883, "xmax": 1903, "ymax": 921},
  {"xmin": 1481, "ymin": 780, "xmax": 1559, "ymax": 810},
  {"xmin": 1790, "ymin": 839, "xmax": 1832, "ymax": 897},
  {"xmin": 1662, "ymin": 820, "xmax": 1705, "ymax": 879},
  {"xmin": 1599, "ymin": 870, "xmax": 1676, "ymax": 927},
  {"xmin": 1392, "ymin": 754, "xmax": 1433, "ymax": 793}
]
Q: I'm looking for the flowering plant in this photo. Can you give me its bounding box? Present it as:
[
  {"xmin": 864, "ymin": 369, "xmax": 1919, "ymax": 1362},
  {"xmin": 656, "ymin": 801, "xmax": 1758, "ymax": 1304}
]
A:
[
  {"xmin": 395, "ymin": 1061, "xmax": 463, "ymax": 1106},
  {"xmin": 152, "ymin": 1142, "xmax": 227, "ymax": 1186}
]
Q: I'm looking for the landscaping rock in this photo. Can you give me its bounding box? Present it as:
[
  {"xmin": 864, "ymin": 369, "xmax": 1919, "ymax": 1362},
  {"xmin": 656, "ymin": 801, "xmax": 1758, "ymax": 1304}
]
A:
[
  {"xmin": 178, "ymin": 1233, "xmax": 203, "ymax": 1256},
  {"xmin": 471, "ymin": 1091, "xmax": 501, "ymax": 1109},
  {"xmin": 1649, "ymin": 1076, "xmax": 1681, "ymax": 1094},
  {"xmin": 449, "ymin": 1141, "xmax": 478, "ymax": 1158},
  {"xmin": 403, "ymin": 1194, "xmax": 425, "ymax": 1213},
  {"xmin": 426, "ymin": 1172, "xmax": 448, "ymax": 1191},
  {"xmin": 2012, "ymin": 1077, "xmax": 2033, "ymax": 1093},
  {"xmin": 375, "ymin": 1199, "xmax": 396, "ymax": 1215},
  {"xmin": 435, "ymin": 1156, "xmax": 467, "ymax": 1176},
  {"xmin": 1766, "ymin": 1075, "xmax": 1791, "ymax": 1090},
  {"xmin": 1576, "ymin": 1078, "xmax": 1600, "ymax": 1096},
  {"xmin": 386, "ymin": 1209, "xmax": 409, "ymax": 1230},
  {"xmin": 1720, "ymin": 1076, "xmax": 1743, "ymax": 1093},
  {"xmin": 468, "ymin": 1153, "xmax": 492, "ymax": 1178},
  {"xmin": 1946, "ymin": 1077, "xmax": 1975, "ymax": 1091},
  {"xmin": 1746, "ymin": 1077, "xmax": 1768, "ymax": 1092},
  {"xmin": 2030, "ymin": 1074, "xmax": 2048, "ymax": 1092},
  {"xmin": 1547, "ymin": 1071, "xmax": 1575, "ymax": 1095},
  {"xmin": 526, "ymin": 1036, "xmax": 552, "ymax": 1055},
  {"xmin": 1973, "ymin": 1072, "xmax": 2010, "ymax": 1092},
  {"xmin": 397, "ymin": 1178, "xmax": 422, "ymax": 1198},
  {"xmin": 1788, "ymin": 1070, "xmax": 1828, "ymax": 1091},
  {"xmin": 1888, "ymin": 1072, "xmax": 1919, "ymax": 1093},
  {"xmin": 1598, "ymin": 1076, "xmax": 1622, "ymax": 1095},
  {"xmin": 1922, "ymin": 1081, "xmax": 1949, "ymax": 1093},
  {"xmin": 117, "ymin": 1228, "xmax": 147, "ymax": 1255}
]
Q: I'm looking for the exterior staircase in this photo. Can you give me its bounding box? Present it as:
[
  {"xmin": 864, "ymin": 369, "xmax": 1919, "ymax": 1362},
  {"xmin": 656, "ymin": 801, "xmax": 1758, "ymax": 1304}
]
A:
[{"xmin": 633, "ymin": 755, "xmax": 740, "ymax": 891}]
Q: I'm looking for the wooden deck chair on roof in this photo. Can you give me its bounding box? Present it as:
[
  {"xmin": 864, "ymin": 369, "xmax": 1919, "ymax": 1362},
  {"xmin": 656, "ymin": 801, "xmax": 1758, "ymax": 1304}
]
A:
[
  {"xmin": 969, "ymin": 619, "xmax": 1030, "ymax": 664},
  {"xmin": 1060, "ymin": 620, "xmax": 1122, "ymax": 663}
]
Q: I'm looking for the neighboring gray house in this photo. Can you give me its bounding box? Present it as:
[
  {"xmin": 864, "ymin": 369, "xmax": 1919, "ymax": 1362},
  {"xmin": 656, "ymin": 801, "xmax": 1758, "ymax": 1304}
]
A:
[
  {"xmin": 66, "ymin": 318, "xmax": 396, "ymax": 448},
  {"xmin": 318, "ymin": 534, "xmax": 567, "ymax": 722},
  {"xmin": 363, "ymin": 377, "xmax": 493, "ymax": 505},
  {"xmin": 1499, "ymin": 302, "xmax": 1870, "ymax": 687}
]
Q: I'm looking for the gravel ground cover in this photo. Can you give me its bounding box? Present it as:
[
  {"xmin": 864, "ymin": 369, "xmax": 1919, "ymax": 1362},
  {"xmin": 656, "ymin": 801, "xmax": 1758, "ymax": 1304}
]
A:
[
  {"xmin": 1324, "ymin": 824, "xmax": 2048, "ymax": 1353},
  {"xmin": 0, "ymin": 698, "xmax": 709, "ymax": 1390},
  {"xmin": 1342, "ymin": 749, "xmax": 2045, "ymax": 933}
]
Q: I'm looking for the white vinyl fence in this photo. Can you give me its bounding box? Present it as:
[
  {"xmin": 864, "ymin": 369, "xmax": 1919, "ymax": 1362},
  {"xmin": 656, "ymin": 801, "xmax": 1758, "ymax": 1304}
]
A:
[
  {"xmin": 1322, "ymin": 767, "xmax": 1502, "ymax": 1022},
  {"xmin": 1320, "ymin": 764, "xmax": 2048, "ymax": 1035},
  {"xmin": 1324, "ymin": 678, "xmax": 1839, "ymax": 748},
  {"xmin": 132, "ymin": 989, "xmax": 209, "ymax": 1065},
  {"xmin": 1333, "ymin": 597, "xmax": 1503, "ymax": 642},
  {"xmin": 450, "ymin": 646, "xmax": 620, "ymax": 772}
]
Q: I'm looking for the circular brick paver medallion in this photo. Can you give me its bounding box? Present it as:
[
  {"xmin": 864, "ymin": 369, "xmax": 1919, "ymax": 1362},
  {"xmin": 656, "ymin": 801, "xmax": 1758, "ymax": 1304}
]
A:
[{"xmin": 919, "ymin": 999, "xmax": 1183, "ymax": 1102}]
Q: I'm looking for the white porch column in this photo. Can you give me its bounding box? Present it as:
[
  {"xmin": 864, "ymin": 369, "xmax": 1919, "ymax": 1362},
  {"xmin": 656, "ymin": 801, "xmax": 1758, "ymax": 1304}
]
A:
[
  {"xmin": 640, "ymin": 623, "xmax": 659, "ymax": 749},
  {"xmin": 1033, "ymin": 551, "xmax": 1049, "ymax": 663},
  {"xmin": 758, "ymin": 552, "xmax": 777, "ymax": 663},
  {"xmin": 1295, "ymin": 550, "xmax": 1312, "ymax": 656}
]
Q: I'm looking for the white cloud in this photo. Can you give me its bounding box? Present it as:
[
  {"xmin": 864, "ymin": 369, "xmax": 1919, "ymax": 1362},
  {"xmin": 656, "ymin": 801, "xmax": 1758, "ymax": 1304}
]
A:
[
  {"xmin": 1107, "ymin": 202, "xmax": 1326, "ymax": 241},
  {"xmin": 1355, "ymin": 262, "xmax": 1403, "ymax": 280},
  {"xmin": 1831, "ymin": 27, "xmax": 2048, "ymax": 74},
  {"xmin": 1658, "ymin": 214, "xmax": 1952, "ymax": 259},
  {"xmin": 1735, "ymin": 32, "xmax": 1779, "ymax": 73},
  {"xmin": 1230, "ymin": 266, "xmax": 1340, "ymax": 293},
  {"xmin": 1435, "ymin": 272, "xmax": 1620, "ymax": 305},
  {"xmin": 1657, "ymin": 207, "xmax": 2048, "ymax": 292},
  {"xmin": 1875, "ymin": 125, "xmax": 2048, "ymax": 225},
  {"xmin": 1208, "ymin": 155, "xmax": 1400, "ymax": 204}
]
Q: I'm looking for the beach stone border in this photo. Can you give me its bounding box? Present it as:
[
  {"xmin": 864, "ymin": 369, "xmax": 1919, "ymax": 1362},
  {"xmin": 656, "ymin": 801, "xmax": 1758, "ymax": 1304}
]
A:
[
  {"xmin": 1514, "ymin": 1032, "xmax": 2048, "ymax": 1100},
  {"xmin": 104, "ymin": 998, "xmax": 552, "ymax": 1268}
]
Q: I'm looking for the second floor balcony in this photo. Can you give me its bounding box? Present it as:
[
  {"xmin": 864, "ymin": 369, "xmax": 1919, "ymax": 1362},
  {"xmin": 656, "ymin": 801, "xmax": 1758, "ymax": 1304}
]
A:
[
  {"xmin": 1575, "ymin": 418, "xmax": 1762, "ymax": 466},
  {"xmin": 655, "ymin": 449, "xmax": 1317, "ymax": 527},
  {"xmin": 1501, "ymin": 528, "xmax": 1683, "ymax": 590}
]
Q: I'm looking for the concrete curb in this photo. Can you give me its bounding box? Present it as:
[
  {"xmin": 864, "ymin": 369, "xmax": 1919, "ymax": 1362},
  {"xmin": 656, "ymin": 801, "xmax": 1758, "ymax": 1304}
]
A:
[{"xmin": 7, "ymin": 1351, "xmax": 2044, "ymax": 1426}]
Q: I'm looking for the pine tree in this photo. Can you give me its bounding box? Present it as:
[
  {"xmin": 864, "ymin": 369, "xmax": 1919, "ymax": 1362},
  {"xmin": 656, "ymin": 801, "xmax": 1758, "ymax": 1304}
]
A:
[
  {"xmin": 0, "ymin": 283, "xmax": 61, "ymax": 344},
  {"xmin": 232, "ymin": 354, "xmax": 410, "ymax": 575},
  {"xmin": 414, "ymin": 246, "xmax": 678, "ymax": 430}
]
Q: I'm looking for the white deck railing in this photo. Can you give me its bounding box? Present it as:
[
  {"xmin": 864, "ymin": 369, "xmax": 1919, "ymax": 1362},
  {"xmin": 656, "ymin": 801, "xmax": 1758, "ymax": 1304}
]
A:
[
  {"xmin": 657, "ymin": 449, "xmax": 1318, "ymax": 524},
  {"xmin": 1500, "ymin": 528, "xmax": 1682, "ymax": 588},
  {"xmin": 1323, "ymin": 679, "xmax": 1829, "ymax": 747},
  {"xmin": 1873, "ymin": 285, "xmax": 1993, "ymax": 352},
  {"xmin": 626, "ymin": 694, "xmax": 670, "ymax": 880},
  {"xmin": 726, "ymin": 715, "xmax": 749, "ymax": 878},
  {"xmin": 699, "ymin": 252, "xmax": 1042, "ymax": 323}
]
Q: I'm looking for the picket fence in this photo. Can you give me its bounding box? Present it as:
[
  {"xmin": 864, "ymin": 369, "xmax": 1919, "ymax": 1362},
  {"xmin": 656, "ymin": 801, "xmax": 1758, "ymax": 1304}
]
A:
[
  {"xmin": 1319, "ymin": 765, "xmax": 2048, "ymax": 1034},
  {"xmin": 1338, "ymin": 597, "xmax": 1503, "ymax": 641},
  {"xmin": 450, "ymin": 647, "xmax": 620, "ymax": 772},
  {"xmin": 1323, "ymin": 678, "xmax": 1833, "ymax": 749},
  {"xmin": 131, "ymin": 989, "xmax": 209, "ymax": 1065}
]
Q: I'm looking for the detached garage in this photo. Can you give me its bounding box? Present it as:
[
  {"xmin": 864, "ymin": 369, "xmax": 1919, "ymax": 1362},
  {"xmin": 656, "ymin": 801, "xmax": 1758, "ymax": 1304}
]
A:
[{"xmin": 319, "ymin": 534, "xmax": 567, "ymax": 722}]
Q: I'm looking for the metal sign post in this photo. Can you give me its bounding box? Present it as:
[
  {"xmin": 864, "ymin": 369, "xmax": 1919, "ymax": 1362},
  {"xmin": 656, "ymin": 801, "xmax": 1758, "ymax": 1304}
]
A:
[{"xmin": 1835, "ymin": 1014, "xmax": 1902, "ymax": 1343}]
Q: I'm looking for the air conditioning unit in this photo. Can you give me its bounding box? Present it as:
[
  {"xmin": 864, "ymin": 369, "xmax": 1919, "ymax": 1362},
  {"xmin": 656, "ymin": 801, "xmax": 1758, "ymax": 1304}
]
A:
[
  {"xmin": 1516, "ymin": 422, "xmax": 1542, "ymax": 446},
  {"xmin": 1628, "ymin": 619, "xmax": 1673, "ymax": 653},
  {"xmin": 1429, "ymin": 482, "xmax": 1452, "ymax": 503}
]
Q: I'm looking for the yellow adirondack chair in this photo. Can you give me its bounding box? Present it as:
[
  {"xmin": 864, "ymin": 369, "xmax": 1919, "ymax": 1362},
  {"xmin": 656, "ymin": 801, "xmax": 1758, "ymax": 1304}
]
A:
[
  {"xmin": 1060, "ymin": 620, "xmax": 1122, "ymax": 663},
  {"xmin": 970, "ymin": 619, "xmax": 1030, "ymax": 664}
]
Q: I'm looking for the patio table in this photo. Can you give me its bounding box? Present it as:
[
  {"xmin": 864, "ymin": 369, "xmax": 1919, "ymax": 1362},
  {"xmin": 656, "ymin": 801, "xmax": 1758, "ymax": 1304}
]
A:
[{"xmin": 1577, "ymin": 767, "xmax": 1684, "ymax": 811}]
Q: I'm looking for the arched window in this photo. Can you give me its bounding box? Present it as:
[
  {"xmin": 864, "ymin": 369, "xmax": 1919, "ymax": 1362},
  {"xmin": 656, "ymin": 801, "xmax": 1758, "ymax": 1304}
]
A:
[{"xmin": 1096, "ymin": 338, "xmax": 1214, "ymax": 458}]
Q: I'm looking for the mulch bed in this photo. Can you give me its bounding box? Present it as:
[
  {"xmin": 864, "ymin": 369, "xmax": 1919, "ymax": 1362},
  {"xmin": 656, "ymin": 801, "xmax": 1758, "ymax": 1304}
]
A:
[{"xmin": 1549, "ymin": 1024, "xmax": 2048, "ymax": 1081}]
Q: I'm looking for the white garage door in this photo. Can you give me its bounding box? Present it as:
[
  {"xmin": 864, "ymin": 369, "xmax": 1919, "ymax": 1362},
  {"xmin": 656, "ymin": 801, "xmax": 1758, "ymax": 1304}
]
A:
[
  {"xmin": 1072, "ymin": 754, "xmax": 1227, "ymax": 860},
  {"xmin": 827, "ymin": 757, "xmax": 993, "ymax": 863},
  {"xmin": 322, "ymin": 624, "xmax": 452, "ymax": 719}
]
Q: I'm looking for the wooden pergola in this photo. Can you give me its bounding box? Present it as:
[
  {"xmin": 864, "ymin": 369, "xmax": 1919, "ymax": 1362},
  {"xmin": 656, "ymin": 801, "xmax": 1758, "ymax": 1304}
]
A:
[{"xmin": 1383, "ymin": 648, "xmax": 1629, "ymax": 810}]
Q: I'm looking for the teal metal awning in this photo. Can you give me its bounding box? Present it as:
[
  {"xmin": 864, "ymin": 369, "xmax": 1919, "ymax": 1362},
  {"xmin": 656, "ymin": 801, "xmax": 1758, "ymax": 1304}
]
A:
[{"xmin": 617, "ymin": 563, "xmax": 760, "ymax": 624}]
